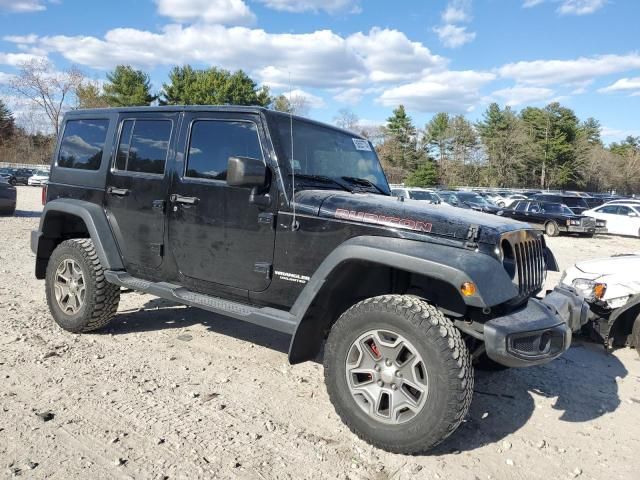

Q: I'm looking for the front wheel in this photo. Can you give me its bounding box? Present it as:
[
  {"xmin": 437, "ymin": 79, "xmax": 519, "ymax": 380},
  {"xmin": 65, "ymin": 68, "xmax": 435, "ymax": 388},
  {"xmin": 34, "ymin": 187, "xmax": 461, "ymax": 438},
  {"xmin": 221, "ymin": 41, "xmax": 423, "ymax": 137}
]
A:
[
  {"xmin": 45, "ymin": 239, "xmax": 120, "ymax": 333},
  {"xmin": 631, "ymin": 314, "xmax": 640, "ymax": 358},
  {"xmin": 545, "ymin": 221, "xmax": 560, "ymax": 237},
  {"xmin": 324, "ymin": 295, "xmax": 473, "ymax": 454}
]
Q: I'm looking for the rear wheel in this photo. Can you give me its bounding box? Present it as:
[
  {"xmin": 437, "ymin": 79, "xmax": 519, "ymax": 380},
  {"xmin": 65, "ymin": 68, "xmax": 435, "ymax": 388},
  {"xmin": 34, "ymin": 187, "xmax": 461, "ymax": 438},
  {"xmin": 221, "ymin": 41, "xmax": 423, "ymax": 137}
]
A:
[
  {"xmin": 545, "ymin": 221, "xmax": 560, "ymax": 237},
  {"xmin": 45, "ymin": 239, "xmax": 120, "ymax": 333},
  {"xmin": 324, "ymin": 295, "xmax": 473, "ymax": 454}
]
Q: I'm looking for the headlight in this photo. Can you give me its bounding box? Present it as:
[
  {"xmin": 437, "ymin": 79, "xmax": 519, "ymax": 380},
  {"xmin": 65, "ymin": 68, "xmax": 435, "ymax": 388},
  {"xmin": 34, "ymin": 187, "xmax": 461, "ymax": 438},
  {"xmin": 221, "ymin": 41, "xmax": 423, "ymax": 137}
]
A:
[
  {"xmin": 569, "ymin": 219, "xmax": 580, "ymax": 225},
  {"xmin": 572, "ymin": 278, "xmax": 606, "ymax": 300},
  {"xmin": 596, "ymin": 220, "xmax": 606, "ymax": 227}
]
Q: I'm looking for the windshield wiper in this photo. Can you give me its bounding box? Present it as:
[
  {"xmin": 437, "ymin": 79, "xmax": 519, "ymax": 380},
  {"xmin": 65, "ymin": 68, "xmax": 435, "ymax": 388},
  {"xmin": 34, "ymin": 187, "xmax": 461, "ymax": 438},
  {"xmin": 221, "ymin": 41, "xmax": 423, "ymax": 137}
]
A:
[
  {"xmin": 288, "ymin": 174, "xmax": 353, "ymax": 192},
  {"xmin": 340, "ymin": 176, "xmax": 386, "ymax": 194}
]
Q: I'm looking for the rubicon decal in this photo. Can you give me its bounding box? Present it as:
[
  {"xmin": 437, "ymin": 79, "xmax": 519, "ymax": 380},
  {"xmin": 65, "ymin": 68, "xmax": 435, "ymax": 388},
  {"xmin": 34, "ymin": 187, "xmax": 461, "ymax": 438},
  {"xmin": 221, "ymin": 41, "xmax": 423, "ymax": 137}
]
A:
[{"xmin": 335, "ymin": 209, "xmax": 432, "ymax": 233}]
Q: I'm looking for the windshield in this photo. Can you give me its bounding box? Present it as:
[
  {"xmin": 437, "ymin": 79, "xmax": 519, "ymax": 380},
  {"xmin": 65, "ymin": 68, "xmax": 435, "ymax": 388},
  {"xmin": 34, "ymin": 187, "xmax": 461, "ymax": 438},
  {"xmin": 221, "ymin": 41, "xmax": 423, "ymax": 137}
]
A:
[
  {"xmin": 562, "ymin": 197, "xmax": 588, "ymax": 208},
  {"xmin": 542, "ymin": 203, "xmax": 574, "ymax": 215},
  {"xmin": 273, "ymin": 116, "xmax": 389, "ymax": 194},
  {"xmin": 439, "ymin": 192, "xmax": 459, "ymax": 203},
  {"xmin": 34, "ymin": 170, "xmax": 48, "ymax": 176},
  {"xmin": 457, "ymin": 192, "xmax": 491, "ymax": 205},
  {"xmin": 409, "ymin": 190, "xmax": 438, "ymax": 201}
]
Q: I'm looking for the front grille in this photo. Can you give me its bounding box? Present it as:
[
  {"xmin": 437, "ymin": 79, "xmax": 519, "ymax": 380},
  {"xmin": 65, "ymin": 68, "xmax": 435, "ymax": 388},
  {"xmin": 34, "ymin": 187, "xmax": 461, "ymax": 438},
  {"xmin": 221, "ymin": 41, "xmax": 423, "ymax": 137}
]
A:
[
  {"xmin": 581, "ymin": 217, "xmax": 596, "ymax": 228},
  {"xmin": 501, "ymin": 230, "xmax": 545, "ymax": 298}
]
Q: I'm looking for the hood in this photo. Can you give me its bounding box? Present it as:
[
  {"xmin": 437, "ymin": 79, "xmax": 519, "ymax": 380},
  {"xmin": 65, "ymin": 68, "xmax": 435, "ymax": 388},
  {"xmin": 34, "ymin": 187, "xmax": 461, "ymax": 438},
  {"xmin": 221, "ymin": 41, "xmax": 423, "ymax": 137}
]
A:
[
  {"xmin": 576, "ymin": 254, "xmax": 640, "ymax": 275},
  {"xmin": 294, "ymin": 190, "xmax": 528, "ymax": 244}
]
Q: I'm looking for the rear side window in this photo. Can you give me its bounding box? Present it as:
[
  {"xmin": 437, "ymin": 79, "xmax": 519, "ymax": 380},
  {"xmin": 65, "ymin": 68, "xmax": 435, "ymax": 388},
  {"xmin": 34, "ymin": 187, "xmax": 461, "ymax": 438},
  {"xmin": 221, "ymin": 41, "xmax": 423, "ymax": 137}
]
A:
[
  {"xmin": 58, "ymin": 119, "xmax": 109, "ymax": 170},
  {"xmin": 186, "ymin": 120, "xmax": 263, "ymax": 181},
  {"xmin": 115, "ymin": 119, "xmax": 172, "ymax": 175}
]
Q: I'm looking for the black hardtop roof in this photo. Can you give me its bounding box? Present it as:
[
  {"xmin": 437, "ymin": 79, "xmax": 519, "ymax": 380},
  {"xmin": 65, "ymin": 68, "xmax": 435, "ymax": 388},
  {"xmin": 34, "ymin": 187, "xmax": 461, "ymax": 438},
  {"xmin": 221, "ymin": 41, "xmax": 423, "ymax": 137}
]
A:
[{"xmin": 64, "ymin": 105, "xmax": 366, "ymax": 139}]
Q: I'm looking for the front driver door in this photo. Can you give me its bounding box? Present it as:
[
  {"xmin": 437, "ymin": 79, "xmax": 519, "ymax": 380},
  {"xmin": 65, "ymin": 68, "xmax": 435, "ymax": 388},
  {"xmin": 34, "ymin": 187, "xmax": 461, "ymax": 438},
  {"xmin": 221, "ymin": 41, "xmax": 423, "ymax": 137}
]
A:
[{"xmin": 168, "ymin": 112, "xmax": 276, "ymax": 293}]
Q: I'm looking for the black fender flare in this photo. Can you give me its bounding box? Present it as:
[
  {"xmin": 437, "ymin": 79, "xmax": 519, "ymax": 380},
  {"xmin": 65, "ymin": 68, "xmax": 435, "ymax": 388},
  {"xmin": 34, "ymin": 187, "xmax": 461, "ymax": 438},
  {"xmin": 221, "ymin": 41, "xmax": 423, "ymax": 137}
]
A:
[
  {"xmin": 288, "ymin": 236, "xmax": 518, "ymax": 363},
  {"xmin": 33, "ymin": 199, "xmax": 124, "ymax": 277}
]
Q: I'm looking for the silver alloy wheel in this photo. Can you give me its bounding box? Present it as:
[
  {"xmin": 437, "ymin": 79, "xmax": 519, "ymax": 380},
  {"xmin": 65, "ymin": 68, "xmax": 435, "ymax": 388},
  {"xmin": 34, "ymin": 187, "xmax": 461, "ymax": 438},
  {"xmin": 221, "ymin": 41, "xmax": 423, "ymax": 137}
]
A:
[
  {"xmin": 345, "ymin": 329, "xmax": 429, "ymax": 425},
  {"xmin": 54, "ymin": 258, "xmax": 86, "ymax": 315}
]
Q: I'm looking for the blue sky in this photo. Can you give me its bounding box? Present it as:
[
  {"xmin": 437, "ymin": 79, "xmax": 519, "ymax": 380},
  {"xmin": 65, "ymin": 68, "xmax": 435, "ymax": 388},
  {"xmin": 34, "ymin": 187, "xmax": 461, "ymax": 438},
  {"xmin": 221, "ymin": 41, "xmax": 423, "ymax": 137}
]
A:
[{"xmin": 1, "ymin": 0, "xmax": 639, "ymax": 143}]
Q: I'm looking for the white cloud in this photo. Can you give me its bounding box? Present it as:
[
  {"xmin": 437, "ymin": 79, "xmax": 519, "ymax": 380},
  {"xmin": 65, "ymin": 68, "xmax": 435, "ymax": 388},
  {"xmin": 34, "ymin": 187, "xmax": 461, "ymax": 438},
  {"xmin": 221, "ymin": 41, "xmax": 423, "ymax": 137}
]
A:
[
  {"xmin": 601, "ymin": 126, "xmax": 640, "ymax": 141},
  {"xmin": 333, "ymin": 87, "xmax": 364, "ymax": 105},
  {"xmin": 0, "ymin": 71, "xmax": 15, "ymax": 84},
  {"xmin": 433, "ymin": 24, "xmax": 476, "ymax": 48},
  {"xmin": 0, "ymin": 0, "xmax": 46, "ymax": 13},
  {"xmin": 490, "ymin": 86, "xmax": 555, "ymax": 106},
  {"xmin": 20, "ymin": 25, "xmax": 444, "ymax": 90},
  {"xmin": 155, "ymin": 0, "xmax": 256, "ymax": 25},
  {"xmin": 434, "ymin": 0, "xmax": 476, "ymax": 48},
  {"xmin": 558, "ymin": 0, "xmax": 607, "ymax": 15},
  {"xmin": 377, "ymin": 70, "xmax": 495, "ymax": 113},
  {"xmin": 256, "ymin": 0, "xmax": 361, "ymax": 14},
  {"xmin": 522, "ymin": 0, "xmax": 607, "ymax": 15},
  {"xmin": 285, "ymin": 89, "xmax": 326, "ymax": 109},
  {"xmin": 498, "ymin": 53, "xmax": 640, "ymax": 86},
  {"xmin": 3, "ymin": 34, "xmax": 38, "ymax": 44},
  {"xmin": 0, "ymin": 51, "xmax": 46, "ymax": 66},
  {"xmin": 598, "ymin": 77, "xmax": 640, "ymax": 95}
]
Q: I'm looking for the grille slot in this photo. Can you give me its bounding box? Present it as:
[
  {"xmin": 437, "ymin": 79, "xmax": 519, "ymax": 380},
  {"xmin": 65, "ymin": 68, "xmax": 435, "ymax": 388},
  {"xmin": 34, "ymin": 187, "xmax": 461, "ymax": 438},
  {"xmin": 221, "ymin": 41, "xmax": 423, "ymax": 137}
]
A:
[
  {"xmin": 503, "ymin": 231, "xmax": 545, "ymax": 298},
  {"xmin": 581, "ymin": 217, "xmax": 596, "ymax": 228}
]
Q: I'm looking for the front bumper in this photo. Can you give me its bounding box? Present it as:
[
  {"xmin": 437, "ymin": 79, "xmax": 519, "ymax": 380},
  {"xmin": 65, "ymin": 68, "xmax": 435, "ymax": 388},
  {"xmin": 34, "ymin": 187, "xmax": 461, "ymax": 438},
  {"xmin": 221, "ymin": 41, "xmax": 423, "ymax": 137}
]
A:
[
  {"xmin": 483, "ymin": 286, "xmax": 589, "ymax": 367},
  {"xmin": 566, "ymin": 225, "xmax": 596, "ymax": 234}
]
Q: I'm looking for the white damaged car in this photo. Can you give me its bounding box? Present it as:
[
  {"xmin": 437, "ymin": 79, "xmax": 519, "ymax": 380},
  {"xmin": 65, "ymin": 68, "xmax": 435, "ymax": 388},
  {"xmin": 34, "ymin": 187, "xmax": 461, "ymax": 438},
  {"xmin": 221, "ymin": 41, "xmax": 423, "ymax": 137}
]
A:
[{"xmin": 560, "ymin": 254, "xmax": 640, "ymax": 354}]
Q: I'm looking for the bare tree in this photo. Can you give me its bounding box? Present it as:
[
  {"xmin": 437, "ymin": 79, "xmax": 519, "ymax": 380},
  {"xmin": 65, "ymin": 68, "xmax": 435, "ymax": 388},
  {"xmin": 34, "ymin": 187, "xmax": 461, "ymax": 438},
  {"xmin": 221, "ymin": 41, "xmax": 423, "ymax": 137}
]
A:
[
  {"xmin": 333, "ymin": 108, "xmax": 359, "ymax": 131},
  {"xmin": 9, "ymin": 59, "xmax": 84, "ymax": 136}
]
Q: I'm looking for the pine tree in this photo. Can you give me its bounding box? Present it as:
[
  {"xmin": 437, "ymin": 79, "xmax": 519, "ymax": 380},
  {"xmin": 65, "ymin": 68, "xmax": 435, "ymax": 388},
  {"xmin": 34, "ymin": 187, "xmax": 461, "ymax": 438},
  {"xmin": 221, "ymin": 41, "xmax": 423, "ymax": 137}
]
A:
[
  {"xmin": 0, "ymin": 99, "xmax": 15, "ymax": 144},
  {"xmin": 405, "ymin": 160, "xmax": 438, "ymax": 187},
  {"xmin": 103, "ymin": 65, "xmax": 156, "ymax": 107},
  {"xmin": 382, "ymin": 105, "xmax": 420, "ymax": 170}
]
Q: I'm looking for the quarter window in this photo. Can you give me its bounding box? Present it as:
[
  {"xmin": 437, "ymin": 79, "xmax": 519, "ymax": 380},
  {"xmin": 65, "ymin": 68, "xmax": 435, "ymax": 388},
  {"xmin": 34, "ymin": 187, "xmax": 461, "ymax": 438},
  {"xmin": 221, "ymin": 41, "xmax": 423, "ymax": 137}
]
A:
[
  {"xmin": 186, "ymin": 120, "xmax": 263, "ymax": 181},
  {"xmin": 115, "ymin": 119, "xmax": 172, "ymax": 175},
  {"xmin": 58, "ymin": 119, "xmax": 109, "ymax": 170}
]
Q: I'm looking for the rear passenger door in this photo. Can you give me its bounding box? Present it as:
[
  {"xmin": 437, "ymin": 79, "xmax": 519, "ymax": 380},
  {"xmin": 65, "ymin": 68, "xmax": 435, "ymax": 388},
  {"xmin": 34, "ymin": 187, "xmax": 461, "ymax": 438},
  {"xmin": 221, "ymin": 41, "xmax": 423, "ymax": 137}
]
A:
[{"xmin": 104, "ymin": 113, "xmax": 178, "ymax": 274}]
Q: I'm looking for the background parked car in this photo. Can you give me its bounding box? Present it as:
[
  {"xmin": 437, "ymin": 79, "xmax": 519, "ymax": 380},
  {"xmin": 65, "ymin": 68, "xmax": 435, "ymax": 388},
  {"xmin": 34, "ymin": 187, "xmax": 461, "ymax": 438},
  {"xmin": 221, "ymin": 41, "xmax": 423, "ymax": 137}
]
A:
[
  {"xmin": 0, "ymin": 177, "xmax": 17, "ymax": 215},
  {"xmin": 584, "ymin": 203, "xmax": 640, "ymax": 237},
  {"xmin": 390, "ymin": 187, "xmax": 442, "ymax": 203},
  {"xmin": 455, "ymin": 191, "xmax": 500, "ymax": 213},
  {"xmin": 532, "ymin": 193, "xmax": 590, "ymax": 215},
  {"xmin": 499, "ymin": 200, "xmax": 604, "ymax": 237},
  {"xmin": 560, "ymin": 254, "xmax": 640, "ymax": 355},
  {"xmin": 0, "ymin": 168, "xmax": 17, "ymax": 186},
  {"xmin": 28, "ymin": 170, "xmax": 49, "ymax": 186},
  {"xmin": 13, "ymin": 168, "xmax": 34, "ymax": 185}
]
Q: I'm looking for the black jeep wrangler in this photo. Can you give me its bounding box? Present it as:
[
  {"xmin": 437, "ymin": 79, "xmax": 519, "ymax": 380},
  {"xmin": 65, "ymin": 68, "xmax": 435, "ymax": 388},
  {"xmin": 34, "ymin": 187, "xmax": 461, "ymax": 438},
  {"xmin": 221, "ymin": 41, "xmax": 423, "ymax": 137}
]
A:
[{"xmin": 32, "ymin": 106, "xmax": 588, "ymax": 454}]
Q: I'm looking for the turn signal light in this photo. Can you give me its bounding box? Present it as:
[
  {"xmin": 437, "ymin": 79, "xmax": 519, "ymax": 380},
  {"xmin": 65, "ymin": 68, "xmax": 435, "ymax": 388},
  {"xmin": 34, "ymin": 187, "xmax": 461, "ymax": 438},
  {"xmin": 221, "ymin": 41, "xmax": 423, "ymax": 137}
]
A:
[
  {"xmin": 593, "ymin": 283, "xmax": 607, "ymax": 300},
  {"xmin": 460, "ymin": 282, "xmax": 477, "ymax": 297}
]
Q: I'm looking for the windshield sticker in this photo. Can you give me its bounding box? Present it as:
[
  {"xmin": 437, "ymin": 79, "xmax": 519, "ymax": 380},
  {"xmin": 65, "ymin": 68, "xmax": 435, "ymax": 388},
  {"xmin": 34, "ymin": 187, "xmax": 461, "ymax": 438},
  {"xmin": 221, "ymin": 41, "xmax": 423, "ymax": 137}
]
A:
[
  {"xmin": 352, "ymin": 138, "xmax": 372, "ymax": 151},
  {"xmin": 335, "ymin": 208, "xmax": 432, "ymax": 233}
]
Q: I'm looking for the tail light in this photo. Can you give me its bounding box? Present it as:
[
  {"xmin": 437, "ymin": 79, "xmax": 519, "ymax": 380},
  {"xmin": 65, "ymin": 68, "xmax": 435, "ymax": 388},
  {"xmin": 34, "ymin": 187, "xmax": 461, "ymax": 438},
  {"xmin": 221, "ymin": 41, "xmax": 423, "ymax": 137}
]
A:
[{"xmin": 41, "ymin": 184, "xmax": 48, "ymax": 206}]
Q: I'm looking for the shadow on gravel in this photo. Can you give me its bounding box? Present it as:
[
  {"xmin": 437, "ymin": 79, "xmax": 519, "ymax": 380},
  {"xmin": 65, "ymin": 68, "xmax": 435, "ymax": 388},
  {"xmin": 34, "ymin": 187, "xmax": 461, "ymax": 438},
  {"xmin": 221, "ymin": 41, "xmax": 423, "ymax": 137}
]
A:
[
  {"xmin": 105, "ymin": 299, "xmax": 627, "ymax": 454},
  {"xmin": 432, "ymin": 340, "xmax": 628, "ymax": 455},
  {"xmin": 13, "ymin": 210, "xmax": 42, "ymax": 218},
  {"xmin": 105, "ymin": 297, "xmax": 291, "ymax": 355}
]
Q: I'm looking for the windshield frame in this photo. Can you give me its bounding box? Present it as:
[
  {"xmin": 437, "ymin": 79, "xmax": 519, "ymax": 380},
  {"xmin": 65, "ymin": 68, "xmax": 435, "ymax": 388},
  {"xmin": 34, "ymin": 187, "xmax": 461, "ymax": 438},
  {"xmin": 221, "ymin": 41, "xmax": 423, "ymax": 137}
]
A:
[{"xmin": 267, "ymin": 111, "xmax": 391, "ymax": 197}]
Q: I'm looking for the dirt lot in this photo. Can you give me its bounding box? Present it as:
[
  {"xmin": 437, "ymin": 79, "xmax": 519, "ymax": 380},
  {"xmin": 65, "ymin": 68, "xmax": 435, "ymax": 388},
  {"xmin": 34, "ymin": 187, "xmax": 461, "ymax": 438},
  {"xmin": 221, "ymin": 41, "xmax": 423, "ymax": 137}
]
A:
[{"xmin": 1, "ymin": 186, "xmax": 639, "ymax": 480}]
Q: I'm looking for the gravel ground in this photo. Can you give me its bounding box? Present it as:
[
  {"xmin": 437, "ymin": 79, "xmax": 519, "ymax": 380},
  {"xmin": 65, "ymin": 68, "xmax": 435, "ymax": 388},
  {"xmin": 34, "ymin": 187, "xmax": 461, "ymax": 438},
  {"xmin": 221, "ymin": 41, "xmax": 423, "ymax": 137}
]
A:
[{"xmin": 1, "ymin": 186, "xmax": 639, "ymax": 480}]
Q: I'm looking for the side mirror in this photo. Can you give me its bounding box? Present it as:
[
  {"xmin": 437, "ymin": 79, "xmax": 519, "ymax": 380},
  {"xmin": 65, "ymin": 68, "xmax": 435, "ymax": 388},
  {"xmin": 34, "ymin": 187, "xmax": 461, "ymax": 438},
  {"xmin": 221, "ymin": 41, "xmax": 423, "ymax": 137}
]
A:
[{"xmin": 226, "ymin": 156, "xmax": 267, "ymax": 188}]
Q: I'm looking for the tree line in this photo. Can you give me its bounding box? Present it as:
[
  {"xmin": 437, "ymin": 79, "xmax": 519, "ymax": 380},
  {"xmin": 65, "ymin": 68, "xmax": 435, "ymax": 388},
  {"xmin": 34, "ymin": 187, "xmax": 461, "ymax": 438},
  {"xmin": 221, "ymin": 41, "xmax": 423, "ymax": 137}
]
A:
[{"xmin": 1, "ymin": 59, "xmax": 638, "ymax": 194}]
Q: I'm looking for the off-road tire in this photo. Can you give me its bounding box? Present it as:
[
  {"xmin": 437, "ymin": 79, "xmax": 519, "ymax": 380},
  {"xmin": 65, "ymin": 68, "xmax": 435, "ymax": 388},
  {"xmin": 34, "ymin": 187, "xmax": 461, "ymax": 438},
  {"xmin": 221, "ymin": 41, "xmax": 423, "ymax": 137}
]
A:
[
  {"xmin": 324, "ymin": 295, "xmax": 474, "ymax": 454},
  {"xmin": 545, "ymin": 221, "xmax": 560, "ymax": 237},
  {"xmin": 46, "ymin": 239, "xmax": 120, "ymax": 333}
]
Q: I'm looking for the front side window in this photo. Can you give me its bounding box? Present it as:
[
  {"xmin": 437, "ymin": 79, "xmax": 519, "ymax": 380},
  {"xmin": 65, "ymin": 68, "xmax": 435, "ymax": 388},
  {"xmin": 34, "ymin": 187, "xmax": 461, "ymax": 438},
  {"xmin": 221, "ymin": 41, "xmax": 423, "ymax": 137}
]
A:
[
  {"xmin": 115, "ymin": 119, "xmax": 172, "ymax": 175},
  {"xmin": 598, "ymin": 205, "xmax": 618, "ymax": 214},
  {"xmin": 528, "ymin": 202, "xmax": 540, "ymax": 213},
  {"xmin": 515, "ymin": 202, "xmax": 528, "ymax": 212},
  {"xmin": 186, "ymin": 120, "xmax": 263, "ymax": 181},
  {"xmin": 58, "ymin": 119, "xmax": 109, "ymax": 170}
]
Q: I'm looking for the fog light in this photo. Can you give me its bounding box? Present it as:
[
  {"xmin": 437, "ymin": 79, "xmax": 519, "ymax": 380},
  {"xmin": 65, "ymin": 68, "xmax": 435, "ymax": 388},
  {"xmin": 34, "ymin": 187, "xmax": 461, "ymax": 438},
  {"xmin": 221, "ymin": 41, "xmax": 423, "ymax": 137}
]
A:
[{"xmin": 460, "ymin": 282, "xmax": 477, "ymax": 297}]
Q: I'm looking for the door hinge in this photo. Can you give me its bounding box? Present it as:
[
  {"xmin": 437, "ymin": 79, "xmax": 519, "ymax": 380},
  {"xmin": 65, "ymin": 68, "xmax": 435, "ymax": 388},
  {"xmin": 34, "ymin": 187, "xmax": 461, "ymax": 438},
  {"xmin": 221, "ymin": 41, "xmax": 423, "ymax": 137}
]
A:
[
  {"xmin": 149, "ymin": 243, "xmax": 164, "ymax": 257},
  {"xmin": 253, "ymin": 262, "xmax": 272, "ymax": 279}
]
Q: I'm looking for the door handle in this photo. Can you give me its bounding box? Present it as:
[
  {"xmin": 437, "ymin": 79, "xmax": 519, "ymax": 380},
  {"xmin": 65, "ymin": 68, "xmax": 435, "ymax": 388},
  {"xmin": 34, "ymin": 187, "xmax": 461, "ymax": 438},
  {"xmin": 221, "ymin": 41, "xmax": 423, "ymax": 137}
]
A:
[
  {"xmin": 170, "ymin": 194, "xmax": 199, "ymax": 205},
  {"xmin": 108, "ymin": 187, "xmax": 129, "ymax": 196}
]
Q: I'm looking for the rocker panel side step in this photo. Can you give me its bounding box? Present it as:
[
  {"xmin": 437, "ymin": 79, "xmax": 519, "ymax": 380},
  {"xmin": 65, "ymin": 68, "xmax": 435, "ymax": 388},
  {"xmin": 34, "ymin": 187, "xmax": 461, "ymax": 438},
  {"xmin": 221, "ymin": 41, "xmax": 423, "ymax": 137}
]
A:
[{"xmin": 104, "ymin": 271, "xmax": 298, "ymax": 335}]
